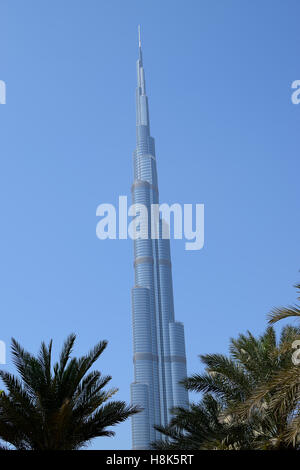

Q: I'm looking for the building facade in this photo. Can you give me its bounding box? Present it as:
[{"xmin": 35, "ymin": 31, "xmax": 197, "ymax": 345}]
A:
[{"xmin": 130, "ymin": 28, "xmax": 189, "ymax": 450}]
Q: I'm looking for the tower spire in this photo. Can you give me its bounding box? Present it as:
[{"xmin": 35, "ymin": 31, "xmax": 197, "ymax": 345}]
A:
[
  {"xmin": 136, "ymin": 24, "xmax": 147, "ymax": 125},
  {"xmin": 138, "ymin": 24, "xmax": 141, "ymax": 48},
  {"xmin": 138, "ymin": 25, "xmax": 143, "ymax": 63}
]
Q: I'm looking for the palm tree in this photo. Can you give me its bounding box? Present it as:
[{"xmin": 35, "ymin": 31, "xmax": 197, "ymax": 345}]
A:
[
  {"xmin": 0, "ymin": 334, "xmax": 139, "ymax": 450},
  {"xmin": 153, "ymin": 394, "xmax": 254, "ymax": 450},
  {"xmin": 153, "ymin": 325, "xmax": 300, "ymax": 450},
  {"xmin": 268, "ymin": 283, "xmax": 300, "ymax": 324},
  {"xmin": 238, "ymin": 281, "xmax": 300, "ymax": 447}
]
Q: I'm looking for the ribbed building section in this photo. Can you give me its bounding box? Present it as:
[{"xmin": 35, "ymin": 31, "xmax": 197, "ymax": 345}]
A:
[{"xmin": 130, "ymin": 28, "xmax": 189, "ymax": 450}]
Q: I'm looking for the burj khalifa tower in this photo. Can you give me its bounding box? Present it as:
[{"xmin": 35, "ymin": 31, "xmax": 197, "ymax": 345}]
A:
[{"xmin": 130, "ymin": 27, "xmax": 189, "ymax": 450}]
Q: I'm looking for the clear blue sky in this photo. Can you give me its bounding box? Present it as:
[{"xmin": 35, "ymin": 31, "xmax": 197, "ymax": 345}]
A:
[{"xmin": 0, "ymin": 0, "xmax": 299, "ymax": 449}]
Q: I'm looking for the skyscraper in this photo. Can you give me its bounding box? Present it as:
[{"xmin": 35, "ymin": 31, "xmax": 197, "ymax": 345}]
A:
[{"xmin": 130, "ymin": 27, "xmax": 189, "ymax": 450}]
